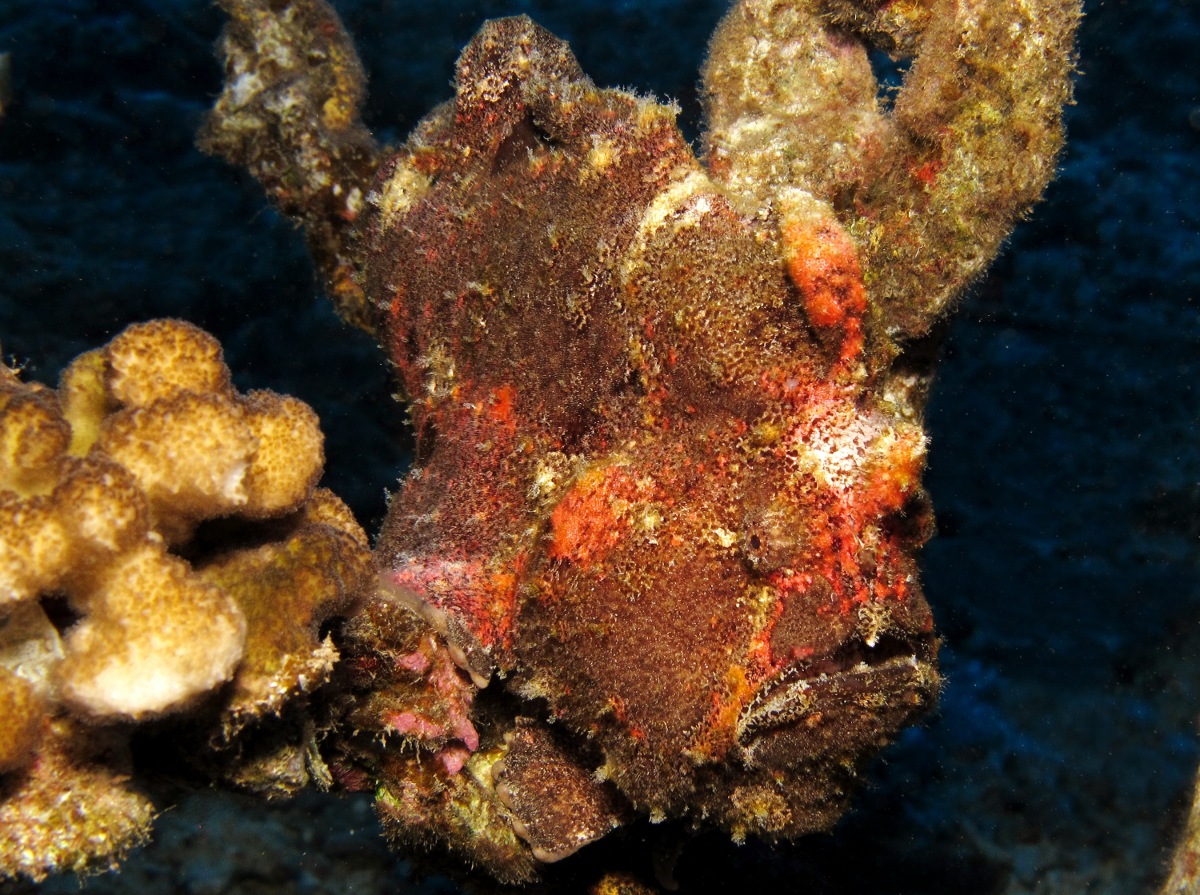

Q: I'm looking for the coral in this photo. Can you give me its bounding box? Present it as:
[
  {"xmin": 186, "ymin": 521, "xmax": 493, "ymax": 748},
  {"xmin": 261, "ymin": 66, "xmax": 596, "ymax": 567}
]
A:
[
  {"xmin": 1160, "ymin": 766, "xmax": 1200, "ymax": 895},
  {"xmin": 703, "ymin": 0, "xmax": 1080, "ymax": 339},
  {"xmin": 199, "ymin": 0, "xmax": 1080, "ymax": 882},
  {"xmin": 0, "ymin": 318, "xmax": 325, "ymax": 720},
  {"xmin": 0, "ymin": 665, "xmax": 42, "ymax": 773},
  {"xmin": 0, "ymin": 718, "xmax": 156, "ymax": 883},
  {"xmin": 198, "ymin": 0, "xmax": 383, "ymax": 332},
  {"xmin": 0, "ymin": 319, "xmax": 370, "ymax": 881},
  {"xmin": 202, "ymin": 488, "xmax": 368, "ymax": 741}
]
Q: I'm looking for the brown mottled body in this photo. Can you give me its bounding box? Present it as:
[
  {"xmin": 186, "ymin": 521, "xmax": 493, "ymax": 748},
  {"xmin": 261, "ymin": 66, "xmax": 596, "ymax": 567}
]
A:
[
  {"xmin": 199, "ymin": 0, "xmax": 1080, "ymax": 882},
  {"xmin": 366, "ymin": 15, "xmax": 937, "ymax": 857}
]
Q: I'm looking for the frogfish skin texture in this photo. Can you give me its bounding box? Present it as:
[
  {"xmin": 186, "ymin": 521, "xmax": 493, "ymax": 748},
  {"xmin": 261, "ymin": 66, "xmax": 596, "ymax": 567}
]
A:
[{"xmin": 199, "ymin": 0, "xmax": 1080, "ymax": 881}]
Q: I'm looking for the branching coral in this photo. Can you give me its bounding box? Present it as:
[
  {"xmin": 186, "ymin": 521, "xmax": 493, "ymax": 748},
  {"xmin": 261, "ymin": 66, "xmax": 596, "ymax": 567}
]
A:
[
  {"xmin": 0, "ymin": 319, "xmax": 369, "ymax": 881},
  {"xmin": 703, "ymin": 0, "xmax": 1079, "ymax": 338},
  {"xmin": 1160, "ymin": 766, "xmax": 1200, "ymax": 895}
]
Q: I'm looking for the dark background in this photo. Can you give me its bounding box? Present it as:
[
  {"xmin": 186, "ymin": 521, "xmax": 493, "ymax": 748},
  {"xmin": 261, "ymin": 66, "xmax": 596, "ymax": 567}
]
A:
[{"xmin": 1, "ymin": 1, "xmax": 1197, "ymax": 892}]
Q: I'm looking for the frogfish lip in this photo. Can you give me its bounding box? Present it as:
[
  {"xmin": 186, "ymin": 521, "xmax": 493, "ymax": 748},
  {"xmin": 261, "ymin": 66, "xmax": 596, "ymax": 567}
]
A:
[{"xmin": 735, "ymin": 632, "xmax": 939, "ymax": 769}]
